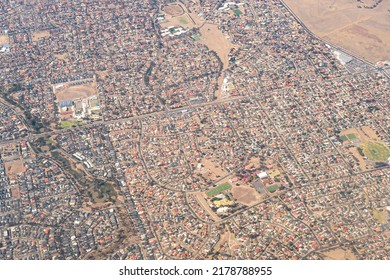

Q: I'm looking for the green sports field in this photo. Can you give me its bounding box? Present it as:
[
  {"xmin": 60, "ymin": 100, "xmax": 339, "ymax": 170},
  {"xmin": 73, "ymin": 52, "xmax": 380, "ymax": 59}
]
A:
[
  {"xmin": 206, "ymin": 182, "xmax": 232, "ymax": 197},
  {"xmin": 361, "ymin": 141, "xmax": 390, "ymax": 162},
  {"xmin": 60, "ymin": 120, "xmax": 82, "ymax": 129}
]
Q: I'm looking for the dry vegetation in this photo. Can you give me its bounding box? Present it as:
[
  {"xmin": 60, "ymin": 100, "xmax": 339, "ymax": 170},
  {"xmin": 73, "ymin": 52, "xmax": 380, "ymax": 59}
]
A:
[
  {"xmin": 32, "ymin": 30, "xmax": 50, "ymax": 42},
  {"xmin": 162, "ymin": 4, "xmax": 184, "ymax": 17},
  {"xmin": 0, "ymin": 35, "xmax": 9, "ymax": 45},
  {"xmin": 4, "ymin": 159, "xmax": 25, "ymax": 175},
  {"xmin": 55, "ymin": 82, "xmax": 97, "ymax": 101},
  {"xmin": 322, "ymin": 248, "xmax": 358, "ymax": 260},
  {"xmin": 284, "ymin": 0, "xmax": 390, "ymax": 63},
  {"xmin": 199, "ymin": 23, "xmax": 235, "ymax": 70},
  {"xmin": 231, "ymin": 185, "xmax": 262, "ymax": 206}
]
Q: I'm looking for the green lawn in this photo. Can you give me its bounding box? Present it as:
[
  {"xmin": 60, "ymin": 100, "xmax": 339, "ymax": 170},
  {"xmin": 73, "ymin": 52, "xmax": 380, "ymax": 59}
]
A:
[
  {"xmin": 267, "ymin": 184, "xmax": 280, "ymax": 193},
  {"xmin": 361, "ymin": 141, "xmax": 390, "ymax": 162},
  {"xmin": 339, "ymin": 134, "xmax": 357, "ymax": 142},
  {"xmin": 339, "ymin": 135, "xmax": 348, "ymax": 141},
  {"xmin": 60, "ymin": 120, "xmax": 82, "ymax": 129},
  {"xmin": 233, "ymin": 9, "xmax": 243, "ymax": 15},
  {"xmin": 191, "ymin": 34, "xmax": 202, "ymax": 41},
  {"xmin": 206, "ymin": 182, "xmax": 232, "ymax": 197},
  {"xmin": 178, "ymin": 17, "xmax": 188, "ymax": 24}
]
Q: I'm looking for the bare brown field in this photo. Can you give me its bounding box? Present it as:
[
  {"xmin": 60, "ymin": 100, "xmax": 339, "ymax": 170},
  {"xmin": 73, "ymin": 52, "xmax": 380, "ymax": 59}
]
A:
[
  {"xmin": 4, "ymin": 159, "xmax": 24, "ymax": 175},
  {"xmin": 199, "ymin": 23, "xmax": 235, "ymax": 70},
  {"xmin": 0, "ymin": 35, "xmax": 9, "ymax": 45},
  {"xmin": 340, "ymin": 126, "xmax": 382, "ymax": 143},
  {"xmin": 213, "ymin": 229, "xmax": 240, "ymax": 257},
  {"xmin": 161, "ymin": 14, "xmax": 196, "ymax": 29},
  {"xmin": 200, "ymin": 158, "xmax": 229, "ymax": 179},
  {"xmin": 55, "ymin": 82, "xmax": 97, "ymax": 101},
  {"xmin": 284, "ymin": 0, "xmax": 390, "ymax": 63},
  {"xmin": 162, "ymin": 4, "xmax": 184, "ymax": 17},
  {"xmin": 323, "ymin": 248, "xmax": 357, "ymax": 260},
  {"xmin": 11, "ymin": 186, "xmax": 20, "ymax": 199},
  {"xmin": 54, "ymin": 53, "xmax": 67, "ymax": 60},
  {"xmin": 231, "ymin": 185, "xmax": 262, "ymax": 206},
  {"xmin": 32, "ymin": 30, "xmax": 50, "ymax": 42}
]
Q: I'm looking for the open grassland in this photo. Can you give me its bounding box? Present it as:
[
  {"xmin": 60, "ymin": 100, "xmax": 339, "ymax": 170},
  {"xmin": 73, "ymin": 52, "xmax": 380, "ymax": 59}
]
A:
[
  {"xmin": 361, "ymin": 141, "xmax": 390, "ymax": 162},
  {"xmin": 60, "ymin": 120, "xmax": 82, "ymax": 129},
  {"xmin": 284, "ymin": 0, "xmax": 390, "ymax": 63}
]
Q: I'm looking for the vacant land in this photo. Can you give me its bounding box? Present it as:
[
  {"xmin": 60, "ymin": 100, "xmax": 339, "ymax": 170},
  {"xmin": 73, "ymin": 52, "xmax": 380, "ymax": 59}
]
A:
[
  {"xmin": 4, "ymin": 159, "xmax": 24, "ymax": 175},
  {"xmin": 32, "ymin": 30, "xmax": 50, "ymax": 42},
  {"xmin": 372, "ymin": 208, "xmax": 387, "ymax": 224},
  {"xmin": 55, "ymin": 82, "xmax": 97, "ymax": 102},
  {"xmin": 200, "ymin": 158, "xmax": 229, "ymax": 179},
  {"xmin": 161, "ymin": 13, "xmax": 195, "ymax": 29},
  {"xmin": 206, "ymin": 182, "xmax": 232, "ymax": 197},
  {"xmin": 0, "ymin": 35, "xmax": 9, "ymax": 45},
  {"xmin": 348, "ymin": 147, "xmax": 367, "ymax": 170},
  {"xmin": 162, "ymin": 4, "xmax": 184, "ymax": 17},
  {"xmin": 340, "ymin": 126, "xmax": 381, "ymax": 143},
  {"xmin": 284, "ymin": 0, "xmax": 390, "ymax": 63},
  {"xmin": 361, "ymin": 141, "xmax": 390, "ymax": 162},
  {"xmin": 322, "ymin": 248, "xmax": 357, "ymax": 260},
  {"xmin": 231, "ymin": 185, "xmax": 262, "ymax": 206},
  {"xmin": 199, "ymin": 23, "xmax": 235, "ymax": 70}
]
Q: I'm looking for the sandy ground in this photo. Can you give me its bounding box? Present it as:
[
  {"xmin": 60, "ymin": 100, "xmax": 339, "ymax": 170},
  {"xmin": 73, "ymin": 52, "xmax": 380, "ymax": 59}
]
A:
[
  {"xmin": 162, "ymin": 4, "xmax": 184, "ymax": 17},
  {"xmin": 161, "ymin": 2, "xmax": 203, "ymax": 29},
  {"xmin": 4, "ymin": 159, "xmax": 25, "ymax": 175},
  {"xmin": 0, "ymin": 35, "xmax": 9, "ymax": 44},
  {"xmin": 161, "ymin": 14, "xmax": 197, "ymax": 29},
  {"xmin": 200, "ymin": 158, "xmax": 229, "ymax": 179},
  {"xmin": 322, "ymin": 248, "xmax": 357, "ymax": 260},
  {"xmin": 231, "ymin": 185, "xmax": 262, "ymax": 206},
  {"xmin": 199, "ymin": 23, "xmax": 235, "ymax": 70},
  {"xmin": 54, "ymin": 53, "xmax": 67, "ymax": 60},
  {"xmin": 32, "ymin": 30, "xmax": 50, "ymax": 42},
  {"xmin": 11, "ymin": 186, "xmax": 20, "ymax": 199},
  {"xmin": 340, "ymin": 126, "xmax": 382, "ymax": 143},
  {"xmin": 283, "ymin": 0, "xmax": 390, "ymax": 63},
  {"xmin": 213, "ymin": 229, "xmax": 241, "ymax": 256},
  {"xmin": 55, "ymin": 82, "xmax": 97, "ymax": 101}
]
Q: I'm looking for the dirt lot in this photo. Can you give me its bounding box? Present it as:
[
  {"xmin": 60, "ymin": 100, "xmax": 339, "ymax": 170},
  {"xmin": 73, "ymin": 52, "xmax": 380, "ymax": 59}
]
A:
[
  {"xmin": 32, "ymin": 30, "xmax": 50, "ymax": 42},
  {"xmin": 55, "ymin": 82, "xmax": 97, "ymax": 102},
  {"xmin": 284, "ymin": 0, "xmax": 390, "ymax": 63},
  {"xmin": 162, "ymin": 4, "xmax": 184, "ymax": 17},
  {"xmin": 161, "ymin": 14, "xmax": 196, "ymax": 29},
  {"xmin": 199, "ymin": 158, "xmax": 229, "ymax": 180},
  {"xmin": 11, "ymin": 186, "xmax": 20, "ymax": 199},
  {"xmin": 340, "ymin": 126, "xmax": 382, "ymax": 143},
  {"xmin": 199, "ymin": 23, "xmax": 235, "ymax": 70},
  {"xmin": 322, "ymin": 248, "xmax": 357, "ymax": 260},
  {"xmin": 161, "ymin": 2, "xmax": 204, "ymax": 30},
  {"xmin": 4, "ymin": 159, "xmax": 25, "ymax": 175},
  {"xmin": 0, "ymin": 35, "xmax": 9, "ymax": 44},
  {"xmin": 231, "ymin": 185, "xmax": 262, "ymax": 206}
]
